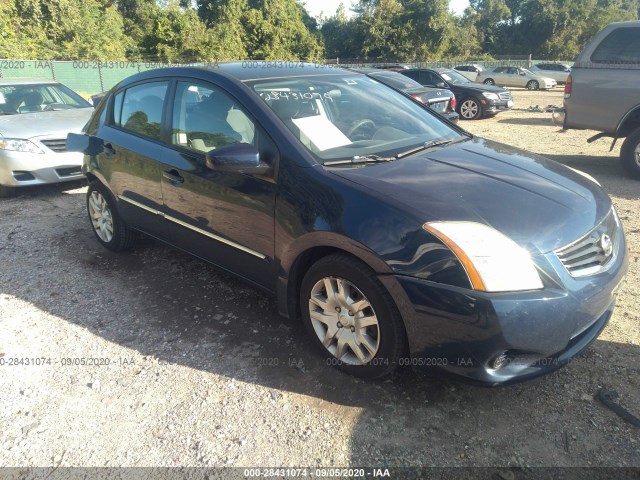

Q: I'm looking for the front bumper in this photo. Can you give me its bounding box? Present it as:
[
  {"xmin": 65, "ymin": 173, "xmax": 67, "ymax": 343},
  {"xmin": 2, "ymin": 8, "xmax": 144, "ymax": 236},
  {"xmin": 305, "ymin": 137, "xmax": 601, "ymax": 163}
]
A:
[
  {"xmin": 483, "ymin": 99, "xmax": 513, "ymax": 115},
  {"xmin": 0, "ymin": 149, "xmax": 84, "ymax": 187},
  {"xmin": 379, "ymin": 228, "xmax": 628, "ymax": 385}
]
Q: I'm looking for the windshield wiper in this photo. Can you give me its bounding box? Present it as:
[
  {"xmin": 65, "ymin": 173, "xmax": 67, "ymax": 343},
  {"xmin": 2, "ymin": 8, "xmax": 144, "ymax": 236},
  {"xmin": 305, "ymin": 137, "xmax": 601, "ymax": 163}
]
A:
[
  {"xmin": 395, "ymin": 139, "xmax": 455, "ymax": 159},
  {"xmin": 324, "ymin": 154, "xmax": 395, "ymax": 166}
]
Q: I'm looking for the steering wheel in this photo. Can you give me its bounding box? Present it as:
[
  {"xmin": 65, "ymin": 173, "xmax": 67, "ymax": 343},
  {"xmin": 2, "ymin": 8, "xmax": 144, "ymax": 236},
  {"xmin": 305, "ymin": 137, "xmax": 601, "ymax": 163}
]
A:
[{"xmin": 347, "ymin": 119, "xmax": 376, "ymax": 139}]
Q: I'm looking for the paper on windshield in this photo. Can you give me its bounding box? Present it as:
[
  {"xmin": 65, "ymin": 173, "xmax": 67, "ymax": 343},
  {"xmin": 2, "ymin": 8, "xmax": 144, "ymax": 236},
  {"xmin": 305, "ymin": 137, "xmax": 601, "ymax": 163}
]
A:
[{"xmin": 292, "ymin": 115, "xmax": 352, "ymax": 151}]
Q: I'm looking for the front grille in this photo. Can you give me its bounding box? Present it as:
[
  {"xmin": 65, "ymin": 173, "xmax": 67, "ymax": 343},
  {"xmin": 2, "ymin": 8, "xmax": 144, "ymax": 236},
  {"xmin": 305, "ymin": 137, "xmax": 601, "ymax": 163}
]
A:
[
  {"xmin": 429, "ymin": 100, "xmax": 448, "ymax": 112},
  {"xmin": 41, "ymin": 138, "xmax": 67, "ymax": 153},
  {"xmin": 555, "ymin": 208, "xmax": 620, "ymax": 277},
  {"xmin": 499, "ymin": 92, "xmax": 512, "ymax": 101}
]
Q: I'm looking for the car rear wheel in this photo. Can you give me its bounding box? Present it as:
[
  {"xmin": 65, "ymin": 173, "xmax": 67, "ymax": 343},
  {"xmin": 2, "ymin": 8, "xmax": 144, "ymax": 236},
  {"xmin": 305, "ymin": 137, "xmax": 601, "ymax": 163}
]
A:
[
  {"xmin": 621, "ymin": 128, "xmax": 640, "ymax": 180},
  {"xmin": 459, "ymin": 98, "xmax": 482, "ymax": 120},
  {"xmin": 87, "ymin": 181, "xmax": 137, "ymax": 251},
  {"xmin": 527, "ymin": 80, "xmax": 539, "ymax": 90},
  {"xmin": 300, "ymin": 253, "xmax": 407, "ymax": 379},
  {"xmin": 483, "ymin": 78, "xmax": 495, "ymax": 85}
]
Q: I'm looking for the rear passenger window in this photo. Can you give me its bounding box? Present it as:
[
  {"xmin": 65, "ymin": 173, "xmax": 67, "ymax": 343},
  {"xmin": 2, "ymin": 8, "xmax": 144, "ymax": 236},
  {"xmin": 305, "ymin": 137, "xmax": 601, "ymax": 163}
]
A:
[
  {"xmin": 115, "ymin": 82, "xmax": 169, "ymax": 140},
  {"xmin": 591, "ymin": 27, "xmax": 640, "ymax": 64},
  {"xmin": 171, "ymin": 82, "xmax": 255, "ymax": 153}
]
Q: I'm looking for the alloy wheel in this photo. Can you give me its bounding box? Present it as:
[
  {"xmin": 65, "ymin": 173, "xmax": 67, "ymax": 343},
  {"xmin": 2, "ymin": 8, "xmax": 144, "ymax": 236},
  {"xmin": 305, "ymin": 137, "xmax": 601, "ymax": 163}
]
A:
[
  {"xmin": 88, "ymin": 190, "xmax": 114, "ymax": 243},
  {"xmin": 308, "ymin": 277, "xmax": 380, "ymax": 365},
  {"xmin": 460, "ymin": 99, "xmax": 479, "ymax": 119}
]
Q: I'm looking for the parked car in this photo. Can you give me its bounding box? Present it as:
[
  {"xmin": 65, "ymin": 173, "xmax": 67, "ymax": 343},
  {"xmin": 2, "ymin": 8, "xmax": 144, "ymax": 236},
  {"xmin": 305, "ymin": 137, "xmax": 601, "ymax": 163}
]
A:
[
  {"xmin": 0, "ymin": 79, "xmax": 94, "ymax": 197},
  {"xmin": 553, "ymin": 21, "xmax": 640, "ymax": 179},
  {"xmin": 352, "ymin": 68, "xmax": 458, "ymax": 123},
  {"xmin": 454, "ymin": 64, "xmax": 485, "ymax": 82},
  {"xmin": 477, "ymin": 66, "xmax": 557, "ymax": 90},
  {"xmin": 529, "ymin": 63, "xmax": 572, "ymax": 84},
  {"xmin": 68, "ymin": 64, "xmax": 627, "ymax": 384},
  {"xmin": 400, "ymin": 68, "xmax": 513, "ymax": 120}
]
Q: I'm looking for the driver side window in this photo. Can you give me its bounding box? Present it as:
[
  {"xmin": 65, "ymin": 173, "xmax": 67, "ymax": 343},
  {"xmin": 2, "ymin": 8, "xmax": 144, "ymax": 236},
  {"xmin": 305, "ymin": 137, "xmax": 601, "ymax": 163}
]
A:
[{"xmin": 171, "ymin": 82, "xmax": 255, "ymax": 153}]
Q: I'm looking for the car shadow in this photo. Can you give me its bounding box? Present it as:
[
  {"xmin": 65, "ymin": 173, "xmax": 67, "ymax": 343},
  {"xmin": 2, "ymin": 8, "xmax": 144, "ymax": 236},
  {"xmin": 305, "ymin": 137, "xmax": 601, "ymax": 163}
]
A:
[
  {"xmin": 1, "ymin": 186, "xmax": 638, "ymax": 467},
  {"xmin": 497, "ymin": 117, "xmax": 555, "ymax": 126}
]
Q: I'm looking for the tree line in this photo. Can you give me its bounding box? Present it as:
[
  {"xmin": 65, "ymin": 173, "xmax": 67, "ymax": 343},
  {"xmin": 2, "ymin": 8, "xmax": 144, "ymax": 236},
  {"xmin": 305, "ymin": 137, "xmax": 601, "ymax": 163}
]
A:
[{"xmin": 0, "ymin": 0, "xmax": 638, "ymax": 63}]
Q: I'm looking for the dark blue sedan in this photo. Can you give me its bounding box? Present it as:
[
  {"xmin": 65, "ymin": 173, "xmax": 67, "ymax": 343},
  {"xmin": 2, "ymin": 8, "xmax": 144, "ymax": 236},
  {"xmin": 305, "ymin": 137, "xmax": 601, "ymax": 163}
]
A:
[{"xmin": 68, "ymin": 63, "xmax": 628, "ymax": 384}]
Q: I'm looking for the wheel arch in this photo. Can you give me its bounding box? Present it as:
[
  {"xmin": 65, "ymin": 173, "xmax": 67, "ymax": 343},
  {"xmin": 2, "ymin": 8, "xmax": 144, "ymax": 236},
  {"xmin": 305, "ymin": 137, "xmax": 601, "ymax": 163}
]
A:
[
  {"xmin": 616, "ymin": 105, "xmax": 640, "ymax": 138},
  {"xmin": 277, "ymin": 233, "xmax": 395, "ymax": 322}
]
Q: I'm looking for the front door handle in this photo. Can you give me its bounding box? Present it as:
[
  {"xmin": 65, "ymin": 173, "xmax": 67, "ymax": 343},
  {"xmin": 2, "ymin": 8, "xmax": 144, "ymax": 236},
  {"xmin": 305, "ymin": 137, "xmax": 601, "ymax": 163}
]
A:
[
  {"xmin": 103, "ymin": 143, "xmax": 116, "ymax": 157},
  {"xmin": 163, "ymin": 169, "xmax": 184, "ymax": 184}
]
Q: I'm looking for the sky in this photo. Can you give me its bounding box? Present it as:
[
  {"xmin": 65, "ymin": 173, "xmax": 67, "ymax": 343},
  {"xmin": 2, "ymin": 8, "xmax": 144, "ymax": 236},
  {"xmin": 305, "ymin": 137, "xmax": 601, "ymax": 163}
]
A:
[{"xmin": 302, "ymin": 0, "xmax": 470, "ymax": 19}]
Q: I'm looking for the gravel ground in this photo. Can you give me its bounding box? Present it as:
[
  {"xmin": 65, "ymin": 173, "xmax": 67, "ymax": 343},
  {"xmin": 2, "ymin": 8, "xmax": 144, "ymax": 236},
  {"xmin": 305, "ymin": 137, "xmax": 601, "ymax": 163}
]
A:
[{"xmin": 0, "ymin": 87, "xmax": 639, "ymax": 471}]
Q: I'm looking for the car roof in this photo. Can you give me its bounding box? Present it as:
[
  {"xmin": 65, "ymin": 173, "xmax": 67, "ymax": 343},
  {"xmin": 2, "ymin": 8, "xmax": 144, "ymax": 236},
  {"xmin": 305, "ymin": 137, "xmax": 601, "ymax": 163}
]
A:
[
  {"xmin": 205, "ymin": 62, "xmax": 357, "ymax": 81},
  {"xmin": 351, "ymin": 68, "xmax": 396, "ymax": 75},
  {"xmin": 114, "ymin": 62, "xmax": 360, "ymax": 88},
  {"xmin": 0, "ymin": 78, "xmax": 62, "ymax": 86}
]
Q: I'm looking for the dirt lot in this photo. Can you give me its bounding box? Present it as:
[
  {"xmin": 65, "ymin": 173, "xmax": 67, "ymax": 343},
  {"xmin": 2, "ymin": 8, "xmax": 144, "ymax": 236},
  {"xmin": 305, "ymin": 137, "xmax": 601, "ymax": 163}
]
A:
[{"xmin": 0, "ymin": 87, "xmax": 639, "ymax": 472}]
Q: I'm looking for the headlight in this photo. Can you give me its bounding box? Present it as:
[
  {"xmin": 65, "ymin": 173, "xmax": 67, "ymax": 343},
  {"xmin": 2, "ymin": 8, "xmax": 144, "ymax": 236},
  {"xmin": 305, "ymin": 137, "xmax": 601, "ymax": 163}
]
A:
[
  {"xmin": 0, "ymin": 138, "xmax": 44, "ymax": 154},
  {"xmin": 482, "ymin": 92, "xmax": 499, "ymax": 100},
  {"xmin": 423, "ymin": 222, "xmax": 544, "ymax": 292}
]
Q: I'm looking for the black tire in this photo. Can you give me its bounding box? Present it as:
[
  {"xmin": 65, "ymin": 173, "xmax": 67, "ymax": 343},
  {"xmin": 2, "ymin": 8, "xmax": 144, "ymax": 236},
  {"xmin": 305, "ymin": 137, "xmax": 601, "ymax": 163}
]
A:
[
  {"xmin": 0, "ymin": 185, "xmax": 16, "ymax": 198},
  {"xmin": 300, "ymin": 253, "xmax": 407, "ymax": 379},
  {"xmin": 527, "ymin": 80, "xmax": 539, "ymax": 91},
  {"xmin": 621, "ymin": 128, "xmax": 640, "ymax": 180},
  {"xmin": 483, "ymin": 78, "xmax": 495, "ymax": 85},
  {"xmin": 459, "ymin": 97, "xmax": 483, "ymax": 120},
  {"xmin": 86, "ymin": 180, "xmax": 137, "ymax": 252}
]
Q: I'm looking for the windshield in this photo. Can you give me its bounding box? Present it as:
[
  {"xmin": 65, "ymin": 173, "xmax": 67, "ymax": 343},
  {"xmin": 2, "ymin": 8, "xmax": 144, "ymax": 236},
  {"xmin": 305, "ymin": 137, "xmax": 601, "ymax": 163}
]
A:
[
  {"xmin": 521, "ymin": 68, "xmax": 534, "ymax": 75},
  {"xmin": 438, "ymin": 70, "xmax": 470, "ymax": 85},
  {"xmin": 369, "ymin": 72, "xmax": 423, "ymax": 91},
  {"xmin": 0, "ymin": 83, "xmax": 91, "ymax": 114},
  {"xmin": 247, "ymin": 74, "xmax": 462, "ymax": 163}
]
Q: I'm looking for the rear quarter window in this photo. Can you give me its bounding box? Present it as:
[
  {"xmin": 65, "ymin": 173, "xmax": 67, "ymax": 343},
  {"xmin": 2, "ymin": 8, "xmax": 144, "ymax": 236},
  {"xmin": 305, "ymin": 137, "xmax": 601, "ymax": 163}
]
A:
[{"xmin": 591, "ymin": 27, "xmax": 640, "ymax": 64}]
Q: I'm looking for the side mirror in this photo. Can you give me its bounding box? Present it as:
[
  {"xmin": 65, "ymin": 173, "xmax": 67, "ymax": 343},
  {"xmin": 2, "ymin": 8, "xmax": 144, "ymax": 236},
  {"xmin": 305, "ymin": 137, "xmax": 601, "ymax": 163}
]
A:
[
  {"xmin": 205, "ymin": 143, "xmax": 270, "ymax": 175},
  {"xmin": 66, "ymin": 133, "xmax": 104, "ymax": 156},
  {"xmin": 436, "ymin": 82, "xmax": 447, "ymax": 88}
]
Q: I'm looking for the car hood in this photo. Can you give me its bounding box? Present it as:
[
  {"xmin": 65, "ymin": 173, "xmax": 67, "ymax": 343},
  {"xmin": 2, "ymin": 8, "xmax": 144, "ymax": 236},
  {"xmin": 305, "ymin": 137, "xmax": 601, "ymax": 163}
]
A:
[
  {"xmin": 0, "ymin": 108, "xmax": 93, "ymax": 139},
  {"xmin": 328, "ymin": 137, "xmax": 611, "ymax": 254},
  {"xmin": 449, "ymin": 82, "xmax": 508, "ymax": 94}
]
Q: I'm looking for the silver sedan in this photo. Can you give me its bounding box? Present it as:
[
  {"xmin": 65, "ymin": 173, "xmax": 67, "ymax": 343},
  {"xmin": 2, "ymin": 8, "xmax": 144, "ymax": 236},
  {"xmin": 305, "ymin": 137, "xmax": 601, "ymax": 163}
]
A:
[
  {"xmin": 0, "ymin": 79, "xmax": 93, "ymax": 196},
  {"xmin": 477, "ymin": 66, "xmax": 557, "ymax": 90}
]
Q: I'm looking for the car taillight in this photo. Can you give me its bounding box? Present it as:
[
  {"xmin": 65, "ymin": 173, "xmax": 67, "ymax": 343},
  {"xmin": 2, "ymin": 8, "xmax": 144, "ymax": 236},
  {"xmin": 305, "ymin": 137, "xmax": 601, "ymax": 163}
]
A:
[
  {"xmin": 450, "ymin": 96, "xmax": 456, "ymax": 110},
  {"xmin": 564, "ymin": 75, "xmax": 572, "ymax": 98},
  {"xmin": 412, "ymin": 94, "xmax": 425, "ymax": 103}
]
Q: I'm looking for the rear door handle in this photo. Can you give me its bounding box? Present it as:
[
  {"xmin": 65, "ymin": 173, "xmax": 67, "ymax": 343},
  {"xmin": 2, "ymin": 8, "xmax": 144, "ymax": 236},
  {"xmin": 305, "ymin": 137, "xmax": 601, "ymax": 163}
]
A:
[
  {"xmin": 103, "ymin": 143, "xmax": 116, "ymax": 157},
  {"xmin": 163, "ymin": 169, "xmax": 184, "ymax": 184}
]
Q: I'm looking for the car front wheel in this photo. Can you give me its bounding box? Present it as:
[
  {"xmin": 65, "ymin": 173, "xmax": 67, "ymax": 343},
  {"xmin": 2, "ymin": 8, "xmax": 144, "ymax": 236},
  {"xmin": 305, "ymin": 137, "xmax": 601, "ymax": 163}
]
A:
[
  {"xmin": 459, "ymin": 98, "xmax": 483, "ymax": 120},
  {"xmin": 86, "ymin": 181, "xmax": 137, "ymax": 251},
  {"xmin": 621, "ymin": 128, "xmax": 640, "ymax": 180},
  {"xmin": 483, "ymin": 78, "xmax": 495, "ymax": 85},
  {"xmin": 300, "ymin": 254, "xmax": 407, "ymax": 379},
  {"xmin": 527, "ymin": 80, "xmax": 539, "ymax": 90}
]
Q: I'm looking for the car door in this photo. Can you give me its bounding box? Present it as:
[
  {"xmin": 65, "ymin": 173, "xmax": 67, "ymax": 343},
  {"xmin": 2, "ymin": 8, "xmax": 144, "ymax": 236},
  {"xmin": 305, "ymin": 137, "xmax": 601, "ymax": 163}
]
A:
[
  {"xmin": 160, "ymin": 80, "xmax": 277, "ymax": 289},
  {"xmin": 491, "ymin": 67, "xmax": 506, "ymax": 84},
  {"xmin": 95, "ymin": 81, "xmax": 170, "ymax": 238}
]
